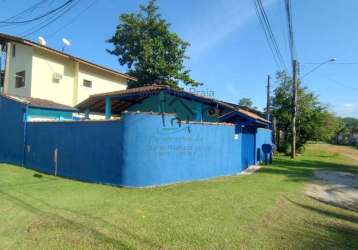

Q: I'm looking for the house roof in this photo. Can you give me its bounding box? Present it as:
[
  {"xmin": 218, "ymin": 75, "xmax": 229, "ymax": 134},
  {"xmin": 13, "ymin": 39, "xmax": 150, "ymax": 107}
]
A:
[
  {"xmin": 0, "ymin": 33, "xmax": 137, "ymax": 81},
  {"xmin": 76, "ymin": 85, "xmax": 270, "ymax": 124},
  {"xmin": 1, "ymin": 94, "xmax": 77, "ymax": 112}
]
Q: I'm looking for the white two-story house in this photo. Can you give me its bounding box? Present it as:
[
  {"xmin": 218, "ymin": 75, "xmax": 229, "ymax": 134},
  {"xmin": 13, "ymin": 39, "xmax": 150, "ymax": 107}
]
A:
[{"xmin": 0, "ymin": 33, "xmax": 135, "ymax": 107}]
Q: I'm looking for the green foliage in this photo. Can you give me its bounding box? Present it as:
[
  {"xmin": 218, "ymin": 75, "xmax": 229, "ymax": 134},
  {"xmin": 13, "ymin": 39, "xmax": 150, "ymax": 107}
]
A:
[
  {"xmin": 238, "ymin": 98, "xmax": 254, "ymax": 108},
  {"xmin": 107, "ymin": 0, "xmax": 199, "ymax": 88},
  {"xmin": 335, "ymin": 117, "xmax": 358, "ymax": 145},
  {"xmin": 272, "ymin": 71, "xmax": 341, "ymax": 153},
  {"xmin": 343, "ymin": 117, "xmax": 358, "ymax": 128}
]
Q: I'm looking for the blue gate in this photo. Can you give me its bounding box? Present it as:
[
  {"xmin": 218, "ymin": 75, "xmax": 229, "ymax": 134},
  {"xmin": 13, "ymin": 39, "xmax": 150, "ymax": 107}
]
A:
[{"xmin": 241, "ymin": 126, "xmax": 256, "ymax": 170}]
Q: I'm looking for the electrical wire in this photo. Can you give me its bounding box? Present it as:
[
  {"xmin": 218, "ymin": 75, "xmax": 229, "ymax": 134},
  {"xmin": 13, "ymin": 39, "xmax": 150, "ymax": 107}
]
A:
[
  {"xmin": 0, "ymin": 0, "xmax": 50, "ymax": 24},
  {"xmin": 0, "ymin": 0, "xmax": 53, "ymax": 30},
  {"xmin": 305, "ymin": 72, "xmax": 358, "ymax": 92},
  {"xmin": 0, "ymin": 0, "xmax": 74, "ymax": 25},
  {"xmin": 304, "ymin": 62, "xmax": 358, "ymax": 65},
  {"xmin": 284, "ymin": 0, "xmax": 297, "ymax": 62},
  {"xmin": 19, "ymin": 0, "xmax": 80, "ymax": 38},
  {"xmin": 257, "ymin": 0, "xmax": 287, "ymax": 69},
  {"xmin": 253, "ymin": 0, "xmax": 288, "ymax": 71},
  {"xmin": 47, "ymin": 0, "xmax": 98, "ymax": 38}
]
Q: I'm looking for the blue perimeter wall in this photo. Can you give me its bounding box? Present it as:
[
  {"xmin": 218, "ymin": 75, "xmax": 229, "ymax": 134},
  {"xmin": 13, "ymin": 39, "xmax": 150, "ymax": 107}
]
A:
[
  {"xmin": 120, "ymin": 114, "xmax": 243, "ymax": 187},
  {"xmin": 256, "ymin": 128, "xmax": 273, "ymax": 163},
  {"xmin": 25, "ymin": 120, "xmax": 124, "ymax": 185},
  {"xmin": 0, "ymin": 97, "xmax": 272, "ymax": 187},
  {"xmin": 0, "ymin": 97, "xmax": 26, "ymax": 165}
]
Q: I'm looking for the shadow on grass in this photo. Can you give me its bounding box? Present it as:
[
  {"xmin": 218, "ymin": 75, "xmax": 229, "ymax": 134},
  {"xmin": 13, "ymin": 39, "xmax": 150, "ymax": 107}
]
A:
[
  {"xmin": 259, "ymin": 157, "xmax": 358, "ymax": 184},
  {"xmin": 0, "ymin": 188, "xmax": 159, "ymax": 249},
  {"xmin": 283, "ymin": 197, "xmax": 358, "ymax": 249},
  {"xmin": 287, "ymin": 198, "xmax": 358, "ymax": 224}
]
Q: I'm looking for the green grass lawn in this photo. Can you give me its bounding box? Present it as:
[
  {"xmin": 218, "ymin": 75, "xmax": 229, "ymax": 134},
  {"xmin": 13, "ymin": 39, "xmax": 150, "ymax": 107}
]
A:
[{"xmin": 0, "ymin": 144, "xmax": 357, "ymax": 249}]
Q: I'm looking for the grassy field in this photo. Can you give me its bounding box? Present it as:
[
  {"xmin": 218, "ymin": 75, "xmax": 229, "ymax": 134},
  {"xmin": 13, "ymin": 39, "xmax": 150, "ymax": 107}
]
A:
[{"xmin": 0, "ymin": 144, "xmax": 357, "ymax": 249}]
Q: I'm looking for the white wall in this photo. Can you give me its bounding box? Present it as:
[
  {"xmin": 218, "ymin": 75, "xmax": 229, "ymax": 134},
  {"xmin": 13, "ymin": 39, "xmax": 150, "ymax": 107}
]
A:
[
  {"xmin": 5, "ymin": 43, "xmax": 128, "ymax": 107},
  {"xmin": 4, "ymin": 42, "xmax": 33, "ymax": 97},
  {"xmin": 31, "ymin": 48, "xmax": 76, "ymax": 106},
  {"xmin": 77, "ymin": 64, "xmax": 127, "ymax": 104}
]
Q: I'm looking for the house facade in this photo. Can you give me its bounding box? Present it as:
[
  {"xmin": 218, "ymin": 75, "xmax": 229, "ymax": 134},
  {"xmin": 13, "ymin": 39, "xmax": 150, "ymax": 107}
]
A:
[{"xmin": 0, "ymin": 33, "xmax": 135, "ymax": 107}]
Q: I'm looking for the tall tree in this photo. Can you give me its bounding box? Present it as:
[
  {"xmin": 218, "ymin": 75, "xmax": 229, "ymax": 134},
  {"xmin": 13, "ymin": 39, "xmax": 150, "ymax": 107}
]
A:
[
  {"xmin": 107, "ymin": 0, "xmax": 199, "ymax": 88},
  {"xmin": 238, "ymin": 98, "xmax": 254, "ymax": 108},
  {"xmin": 272, "ymin": 71, "xmax": 340, "ymax": 153}
]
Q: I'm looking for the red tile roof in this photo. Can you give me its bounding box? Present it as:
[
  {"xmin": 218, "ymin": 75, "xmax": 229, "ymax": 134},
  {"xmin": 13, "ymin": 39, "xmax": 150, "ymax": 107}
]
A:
[{"xmin": 1, "ymin": 94, "xmax": 77, "ymax": 111}]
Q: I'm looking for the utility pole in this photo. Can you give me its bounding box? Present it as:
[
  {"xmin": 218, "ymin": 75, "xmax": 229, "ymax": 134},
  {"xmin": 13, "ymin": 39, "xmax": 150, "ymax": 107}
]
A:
[
  {"xmin": 266, "ymin": 75, "xmax": 271, "ymax": 121},
  {"xmin": 291, "ymin": 59, "xmax": 299, "ymax": 158}
]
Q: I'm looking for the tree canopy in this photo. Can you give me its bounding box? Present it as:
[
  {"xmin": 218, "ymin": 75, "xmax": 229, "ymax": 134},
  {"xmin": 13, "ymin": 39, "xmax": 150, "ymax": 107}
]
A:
[
  {"xmin": 238, "ymin": 98, "xmax": 254, "ymax": 108},
  {"xmin": 107, "ymin": 0, "xmax": 199, "ymax": 89},
  {"xmin": 272, "ymin": 71, "xmax": 341, "ymax": 153}
]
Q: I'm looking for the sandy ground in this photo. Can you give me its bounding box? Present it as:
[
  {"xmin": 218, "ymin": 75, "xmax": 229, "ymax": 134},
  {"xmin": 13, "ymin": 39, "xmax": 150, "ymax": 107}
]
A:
[
  {"xmin": 240, "ymin": 165, "xmax": 262, "ymax": 175},
  {"xmin": 305, "ymin": 171, "xmax": 358, "ymax": 211},
  {"xmin": 341, "ymin": 153, "xmax": 358, "ymax": 162},
  {"xmin": 305, "ymin": 144, "xmax": 358, "ymax": 211}
]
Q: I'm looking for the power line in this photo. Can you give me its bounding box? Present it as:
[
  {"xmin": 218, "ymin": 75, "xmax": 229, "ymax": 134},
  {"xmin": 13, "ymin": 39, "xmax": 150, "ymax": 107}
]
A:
[
  {"xmin": 257, "ymin": 0, "xmax": 288, "ymax": 70},
  {"xmin": 0, "ymin": 0, "xmax": 52, "ymax": 30},
  {"xmin": 252, "ymin": 0, "xmax": 288, "ymax": 71},
  {"xmin": 19, "ymin": 1, "xmax": 79, "ymax": 38},
  {"xmin": 304, "ymin": 62, "xmax": 358, "ymax": 65},
  {"xmin": 0, "ymin": 0, "xmax": 50, "ymax": 23},
  {"xmin": 284, "ymin": 0, "xmax": 297, "ymax": 63},
  {"xmin": 47, "ymin": 0, "xmax": 98, "ymax": 38},
  {"xmin": 309, "ymin": 72, "xmax": 358, "ymax": 92},
  {"xmin": 0, "ymin": 0, "xmax": 74, "ymax": 25}
]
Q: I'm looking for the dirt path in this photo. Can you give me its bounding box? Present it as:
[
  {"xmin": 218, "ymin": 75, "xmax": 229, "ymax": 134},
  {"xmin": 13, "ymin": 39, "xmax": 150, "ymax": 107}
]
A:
[
  {"xmin": 305, "ymin": 145, "xmax": 358, "ymax": 211},
  {"xmin": 341, "ymin": 153, "xmax": 358, "ymax": 161},
  {"xmin": 315, "ymin": 144, "xmax": 358, "ymax": 162},
  {"xmin": 305, "ymin": 171, "xmax": 358, "ymax": 211}
]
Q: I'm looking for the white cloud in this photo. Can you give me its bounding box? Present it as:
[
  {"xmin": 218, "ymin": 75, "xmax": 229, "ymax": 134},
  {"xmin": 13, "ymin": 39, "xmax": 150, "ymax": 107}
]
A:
[
  {"xmin": 342, "ymin": 103, "xmax": 358, "ymax": 112},
  {"xmin": 335, "ymin": 103, "xmax": 358, "ymax": 117}
]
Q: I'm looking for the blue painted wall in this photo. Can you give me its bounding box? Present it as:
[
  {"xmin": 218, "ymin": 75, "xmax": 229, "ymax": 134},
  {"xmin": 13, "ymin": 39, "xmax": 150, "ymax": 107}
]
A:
[
  {"xmin": 0, "ymin": 96, "xmax": 26, "ymax": 165},
  {"xmin": 25, "ymin": 120, "xmax": 124, "ymax": 185},
  {"xmin": 0, "ymin": 97, "xmax": 271, "ymax": 187},
  {"xmin": 241, "ymin": 126, "xmax": 256, "ymax": 169},
  {"xmin": 256, "ymin": 128, "xmax": 273, "ymax": 163},
  {"xmin": 24, "ymin": 113, "xmax": 245, "ymax": 187},
  {"xmin": 120, "ymin": 114, "xmax": 243, "ymax": 187}
]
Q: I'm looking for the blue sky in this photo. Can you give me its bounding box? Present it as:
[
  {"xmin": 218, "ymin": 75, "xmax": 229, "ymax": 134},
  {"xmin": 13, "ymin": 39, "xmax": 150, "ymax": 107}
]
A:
[{"xmin": 1, "ymin": 0, "xmax": 357, "ymax": 117}]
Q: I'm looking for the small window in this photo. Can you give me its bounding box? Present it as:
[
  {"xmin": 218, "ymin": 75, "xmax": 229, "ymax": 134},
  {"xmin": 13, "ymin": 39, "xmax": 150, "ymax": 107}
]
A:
[
  {"xmin": 83, "ymin": 79, "xmax": 92, "ymax": 88},
  {"xmin": 52, "ymin": 73, "xmax": 62, "ymax": 84},
  {"xmin": 12, "ymin": 44, "xmax": 16, "ymax": 58},
  {"xmin": 15, "ymin": 71, "xmax": 25, "ymax": 88}
]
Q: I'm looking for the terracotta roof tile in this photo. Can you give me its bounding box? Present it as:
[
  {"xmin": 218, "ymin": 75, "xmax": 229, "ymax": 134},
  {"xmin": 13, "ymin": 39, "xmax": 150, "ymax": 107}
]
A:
[
  {"xmin": 1, "ymin": 94, "xmax": 77, "ymax": 111},
  {"xmin": 77, "ymin": 85, "xmax": 270, "ymax": 124}
]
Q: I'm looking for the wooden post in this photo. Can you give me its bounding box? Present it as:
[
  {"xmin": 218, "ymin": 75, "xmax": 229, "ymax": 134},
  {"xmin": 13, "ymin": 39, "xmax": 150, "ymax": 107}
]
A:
[
  {"xmin": 291, "ymin": 60, "xmax": 299, "ymax": 159},
  {"xmin": 266, "ymin": 75, "xmax": 271, "ymax": 122},
  {"xmin": 54, "ymin": 148, "xmax": 58, "ymax": 176}
]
